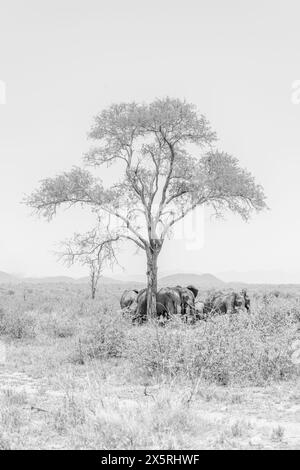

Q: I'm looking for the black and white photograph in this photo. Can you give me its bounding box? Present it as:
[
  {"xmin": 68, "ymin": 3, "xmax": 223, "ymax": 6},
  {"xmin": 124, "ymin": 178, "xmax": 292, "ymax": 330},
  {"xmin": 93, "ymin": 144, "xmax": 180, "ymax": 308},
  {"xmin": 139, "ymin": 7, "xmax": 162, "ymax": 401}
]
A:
[{"xmin": 1, "ymin": 0, "xmax": 300, "ymax": 452}]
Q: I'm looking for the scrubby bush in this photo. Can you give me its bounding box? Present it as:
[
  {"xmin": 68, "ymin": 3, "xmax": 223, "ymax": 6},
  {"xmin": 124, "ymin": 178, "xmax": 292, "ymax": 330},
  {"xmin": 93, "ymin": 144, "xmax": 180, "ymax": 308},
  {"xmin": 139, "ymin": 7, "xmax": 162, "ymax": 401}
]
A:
[
  {"xmin": 71, "ymin": 309, "xmax": 128, "ymax": 363},
  {"xmin": 0, "ymin": 302, "xmax": 37, "ymax": 339},
  {"xmin": 40, "ymin": 313, "xmax": 76, "ymax": 338},
  {"xmin": 0, "ymin": 432, "xmax": 11, "ymax": 450},
  {"xmin": 126, "ymin": 307, "xmax": 298, "ymax": 386},
  {"xmin": 126, "ymin": 318, "xmax": 194, "ymax": 379}
]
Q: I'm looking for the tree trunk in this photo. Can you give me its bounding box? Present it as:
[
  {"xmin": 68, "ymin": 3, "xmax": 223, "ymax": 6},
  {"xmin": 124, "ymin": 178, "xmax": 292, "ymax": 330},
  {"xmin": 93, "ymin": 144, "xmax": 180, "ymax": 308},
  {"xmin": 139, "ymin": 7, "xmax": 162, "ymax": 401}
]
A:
[
  {"xmin": 146, "ymin": 246, "xmax": 159, "ymax": 318},
  {"xmin": 90, "ymin": 266, "xmax": 96, "ymax": 300},
  {"xmin": 91, "ymin": 284, "xmax": 96, "ymax": 300},
  {"xmin": 90, "ymin": 262, "xmax": 101, "ymax": 300}
]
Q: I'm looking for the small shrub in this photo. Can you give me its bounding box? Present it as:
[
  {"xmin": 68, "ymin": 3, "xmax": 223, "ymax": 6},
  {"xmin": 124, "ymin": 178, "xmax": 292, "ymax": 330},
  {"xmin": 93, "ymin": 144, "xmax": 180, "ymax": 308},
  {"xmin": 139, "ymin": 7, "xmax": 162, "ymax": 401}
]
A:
[
  {"xmin": 230, "ymin": 420, "xmax": 251, "ymax": 438},
  {"xmin": 40, "ymin": 314, "xmax": 76, "ymax": 338},
  {"xmin": 0, "ymin": 432, "xmax": 11, "ymax": 450},
  {"xmin": 0, "ymin": 405, "xmax": 24, "ymax": 431},
  {"xmin": 271, "ymin": 425, "xmax": 285, "ymax": 442},
  {"xmin": 53, "ymin": 396, "xmax": 86, "ymax": 434},
  {"xmin": 0, "ymin": 303, "xmax": 37, "ymax": 339},
  {"xmin": 71, "ymin": 309, "xmax": 128, "ymax": 363},
  {"xmin": 2, "ymin": 390, "xmax": 28, "ymax": 407}
]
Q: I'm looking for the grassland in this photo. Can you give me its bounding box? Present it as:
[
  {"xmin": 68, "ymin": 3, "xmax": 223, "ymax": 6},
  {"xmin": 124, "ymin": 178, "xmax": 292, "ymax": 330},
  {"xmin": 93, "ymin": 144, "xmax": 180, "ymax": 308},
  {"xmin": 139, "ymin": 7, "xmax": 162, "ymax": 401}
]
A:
[{"xmin": 0, "ymin": 282, "xmax": 300, "ymax": 450}]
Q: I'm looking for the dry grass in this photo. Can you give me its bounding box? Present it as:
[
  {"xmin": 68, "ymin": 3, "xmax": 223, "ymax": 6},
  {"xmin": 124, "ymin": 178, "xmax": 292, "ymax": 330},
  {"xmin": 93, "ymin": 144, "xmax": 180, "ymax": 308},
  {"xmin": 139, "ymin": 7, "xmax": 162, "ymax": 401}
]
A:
[{"xmin": 0, "ymin": 282, "xmax": 300, "ymax": 449}]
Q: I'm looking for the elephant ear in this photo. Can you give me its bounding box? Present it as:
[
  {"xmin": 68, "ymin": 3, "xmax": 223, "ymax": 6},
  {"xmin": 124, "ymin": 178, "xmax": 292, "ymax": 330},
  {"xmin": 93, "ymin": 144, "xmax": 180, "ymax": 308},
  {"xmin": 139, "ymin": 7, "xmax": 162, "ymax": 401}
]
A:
[{"xmin": 187, "ymin": 285, "xmax": 198, "ymax": 299}]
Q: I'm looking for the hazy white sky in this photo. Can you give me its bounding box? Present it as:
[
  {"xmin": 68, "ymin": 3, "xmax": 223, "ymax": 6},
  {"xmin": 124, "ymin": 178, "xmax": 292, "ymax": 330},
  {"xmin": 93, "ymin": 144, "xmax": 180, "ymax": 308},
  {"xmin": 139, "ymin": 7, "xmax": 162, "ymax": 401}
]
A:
[{"xmin": 1, "ymin": 0, "xmax": 300, "ymax": 282}]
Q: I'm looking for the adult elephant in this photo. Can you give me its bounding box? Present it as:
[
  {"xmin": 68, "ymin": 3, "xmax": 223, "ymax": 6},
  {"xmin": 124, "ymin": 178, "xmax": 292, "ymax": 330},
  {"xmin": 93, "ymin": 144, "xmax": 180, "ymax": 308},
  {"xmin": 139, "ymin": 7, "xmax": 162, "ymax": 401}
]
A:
[
  {"xmin": 156, "ymin": 287, "xmax": 182, "ymax": 320},
  {"xmin": 120, "ymin": 289, "xmax": 139, "ymax": 320},
  {"xmin": 134, "ymin": 288, "xmax": 149, "ymax": 323},
  {"xmin": 135, "ymin": 287, "xmax": 181, "ymax": 323},
  {"xmin": 174, "ymin": 285, "xmax": 199, "ymax": 322},
  {"xmin": 120, "ymin": 289, "xmax": 139, "ymax": 310},
  {"xmin": 204, "ymin": 290, "xmax": 247, "ymax": 317}
]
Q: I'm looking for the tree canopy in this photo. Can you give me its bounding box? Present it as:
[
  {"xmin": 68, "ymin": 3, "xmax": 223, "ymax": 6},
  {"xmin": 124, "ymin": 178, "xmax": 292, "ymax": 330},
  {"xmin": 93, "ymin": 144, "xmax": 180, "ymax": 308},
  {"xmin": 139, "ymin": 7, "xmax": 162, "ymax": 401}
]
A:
[{"xmin": 27, "ymin": 97, "xmax": 266, "ymax": 247}]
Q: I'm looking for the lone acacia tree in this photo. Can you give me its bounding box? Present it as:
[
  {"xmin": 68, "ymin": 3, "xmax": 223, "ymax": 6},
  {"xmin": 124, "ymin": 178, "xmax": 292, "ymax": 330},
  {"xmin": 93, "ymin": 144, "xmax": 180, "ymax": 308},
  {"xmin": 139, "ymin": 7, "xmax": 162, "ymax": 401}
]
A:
[
  {"xmin": 59, "ymin": 228, "xmax": 120, "ymax": 299},
  {"xmin": 26, "ymin": 97, "xmax": 267, "ymax": 316}
]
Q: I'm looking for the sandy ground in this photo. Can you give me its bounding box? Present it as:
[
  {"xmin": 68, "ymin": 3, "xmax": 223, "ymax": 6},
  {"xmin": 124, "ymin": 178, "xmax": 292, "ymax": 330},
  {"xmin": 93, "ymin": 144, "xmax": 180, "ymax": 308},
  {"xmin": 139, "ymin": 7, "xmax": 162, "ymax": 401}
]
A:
[{"xmin": 0, "ymin": 360, "xmax": 300, "ymax": 450}]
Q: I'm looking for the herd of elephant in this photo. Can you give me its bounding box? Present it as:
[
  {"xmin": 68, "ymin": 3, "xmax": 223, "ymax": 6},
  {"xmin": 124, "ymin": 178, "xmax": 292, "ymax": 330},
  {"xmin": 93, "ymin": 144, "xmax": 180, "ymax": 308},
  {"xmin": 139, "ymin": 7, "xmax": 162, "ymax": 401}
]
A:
[{"xmin": 120, "ymin": 285, "xmax": 251, "ymax": 324}]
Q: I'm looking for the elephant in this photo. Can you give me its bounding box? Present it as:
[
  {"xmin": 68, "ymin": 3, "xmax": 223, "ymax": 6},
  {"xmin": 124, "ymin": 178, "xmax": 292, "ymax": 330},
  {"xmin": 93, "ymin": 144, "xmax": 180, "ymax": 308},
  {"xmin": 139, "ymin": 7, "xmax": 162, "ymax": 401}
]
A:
[
  {"xmin": 134, "ymin": 286, "xmax": 183, "ymax": 323},
  {"xmin": 186, "ymin": 285, "xmax": 199, "ymax": 299},
  {"xmin": 195, "ymin": 300, "xmax": 205, "ymax": 320},
  {"xmin": 120, "ymin": 289, "xmax": 139, "ymax": 310},
  {"xmin": 203, "ymin": 290, "xmax": 249, "ymax": 317},
  {"xmin": 135, "ymin": 287, "xmax": 180, "ymax": 323},
  {"xmin": 173, "ymin": 285, "xmax": 199, "ymax": 322},
  {"xmin": 156, "ymin": 285, "xmax": 199, "ymax": 322},
  {"xmin": 156, "ymin": 287, "xmax": 182, "ymax": 320},
  {"xmin": 133, "ymin": 284, "xmax": 200, "ymax": 324},
  {"xmin": 134, "ymin": 288, "xmax": 148, "ymax": 323},
  {"xmin": 120, "ymin": 289, "xmax": 139, "ymax": 319}
]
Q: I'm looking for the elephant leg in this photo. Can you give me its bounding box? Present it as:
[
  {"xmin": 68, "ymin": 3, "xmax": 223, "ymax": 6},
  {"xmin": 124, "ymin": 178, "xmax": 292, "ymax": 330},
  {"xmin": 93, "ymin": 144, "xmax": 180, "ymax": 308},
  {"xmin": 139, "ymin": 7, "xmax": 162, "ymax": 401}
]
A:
[
  {"xmin": 166, "ymin": 298, "xmax": 176, "ymax": 319},
  {"xmin": 182, "ymin": 299, "xmax": 188, "ymax": 321},
  {"xmin": 175, "ymin": 301, "xmax": 181, "ymax": 315}
]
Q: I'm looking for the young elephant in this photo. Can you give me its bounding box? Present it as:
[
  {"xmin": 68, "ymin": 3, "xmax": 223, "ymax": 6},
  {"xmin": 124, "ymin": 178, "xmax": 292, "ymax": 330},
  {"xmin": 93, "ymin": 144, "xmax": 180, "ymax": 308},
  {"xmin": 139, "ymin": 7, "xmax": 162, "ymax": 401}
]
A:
[{"xmin": 194, "ymin": 300, "xmax": 205, "ymax": 320}]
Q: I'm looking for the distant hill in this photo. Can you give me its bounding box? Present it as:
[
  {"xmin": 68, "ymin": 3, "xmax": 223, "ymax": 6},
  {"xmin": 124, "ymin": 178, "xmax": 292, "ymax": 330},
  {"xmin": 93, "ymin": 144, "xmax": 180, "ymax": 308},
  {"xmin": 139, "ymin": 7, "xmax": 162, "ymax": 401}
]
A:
[
  {"xmin": 2, "ymin": 269, "xmax": 299, "ymax": 288},
  {"xmin": 24, "ymin": 276, "xmax": 76, "ymax": 284},
  {"xmin": 17, "ymin": 275, "xmax": 129, "ymax": 285},
  {"xmin": 159, "ymin": 273, "xmax": 225, "ymax": 288},
  {"xmin": 0, "ymin": 271, "xmax": 143, "ymax": 285},
  {"xmin": 218, "ymin": 270, "xmax": 300, "ymax": 285},
  {"xmin": 74, "ymin": 276, "xmax": 135, "ymax": 285}
]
